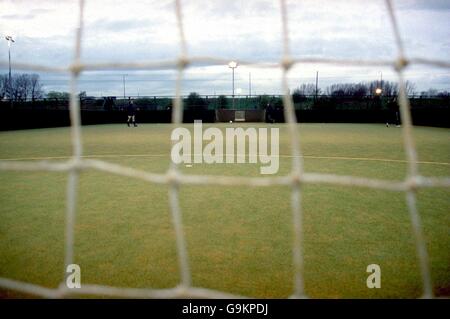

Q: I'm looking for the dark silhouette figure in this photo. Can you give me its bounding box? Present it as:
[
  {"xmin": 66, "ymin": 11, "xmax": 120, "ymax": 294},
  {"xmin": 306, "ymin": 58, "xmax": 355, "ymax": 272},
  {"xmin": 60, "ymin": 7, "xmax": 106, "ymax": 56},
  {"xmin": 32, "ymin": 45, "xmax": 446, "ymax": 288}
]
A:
[
  {"xmin": 266, "ymin": 103, "xmax": 275, "ymax": 123},
  {"xmin": 127, "ymin": 98, "xmax": 137, "ymax": 127},
  {"xmin": 387, "ymin": 97, "xmax": 400, "ymax": 127},
  {"xmin": 103, "ymin": 97, "xmax": 115, "ymax": 111}
]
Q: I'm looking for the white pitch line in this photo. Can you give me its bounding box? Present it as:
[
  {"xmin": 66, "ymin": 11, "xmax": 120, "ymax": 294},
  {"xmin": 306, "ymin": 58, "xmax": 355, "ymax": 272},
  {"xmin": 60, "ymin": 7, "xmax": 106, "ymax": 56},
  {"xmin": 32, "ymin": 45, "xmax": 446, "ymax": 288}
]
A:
[{"xmin": 0, "ymin": 154, "xmax": 449, "ymax": 166}]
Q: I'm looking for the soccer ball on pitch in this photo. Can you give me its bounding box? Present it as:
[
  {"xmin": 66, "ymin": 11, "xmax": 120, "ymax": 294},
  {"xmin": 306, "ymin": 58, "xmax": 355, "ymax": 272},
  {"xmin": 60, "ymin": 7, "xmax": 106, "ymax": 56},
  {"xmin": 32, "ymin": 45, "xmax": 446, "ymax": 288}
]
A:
[{"xmin": 230, "ymin": 120, "xmax": 233, "ymax": 123}]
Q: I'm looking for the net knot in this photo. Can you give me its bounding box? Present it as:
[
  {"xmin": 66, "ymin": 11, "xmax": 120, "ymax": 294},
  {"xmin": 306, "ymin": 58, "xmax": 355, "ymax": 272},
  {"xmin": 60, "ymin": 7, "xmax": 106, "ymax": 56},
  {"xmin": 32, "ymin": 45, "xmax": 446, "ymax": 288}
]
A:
[
  {"xmin": 68, "ymin": 157, "xmax": 83, "ymax": 172},
  {"xmin": 291, "ymin": 172, "xmax": 302, "ymax": 186},
  {"xmin": 394, "ymin": 57, "xmax": 409, "ymax": 71},
  {"xmin": 177, "ymin": 56, "xmax": 190, "ymax": 69},
  {"xmin": 281, "ymin": 57, "xmax": 294, "ymax": 70},
  {"xmin": 406, "ymin": 175, "xmax": 420, "ymax": 191},
  {"xmin": 69, "ymin": 62, "xmax": 83, "ymax": 76},
  {"xmin": 167, "ymin": 168, "xmax": 180, "ymax": 185}
]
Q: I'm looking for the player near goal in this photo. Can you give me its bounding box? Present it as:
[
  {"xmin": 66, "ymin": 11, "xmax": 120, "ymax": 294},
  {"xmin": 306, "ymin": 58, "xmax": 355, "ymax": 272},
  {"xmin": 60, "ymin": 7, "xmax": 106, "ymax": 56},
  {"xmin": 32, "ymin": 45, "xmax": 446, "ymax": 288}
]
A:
[
  {"xmin": 386, "ymin": 97, "xmax": 400, "ymax": 127},
  {"xmin": 127, "ymin": 97, "xmax": 138, "ymax": 127}
]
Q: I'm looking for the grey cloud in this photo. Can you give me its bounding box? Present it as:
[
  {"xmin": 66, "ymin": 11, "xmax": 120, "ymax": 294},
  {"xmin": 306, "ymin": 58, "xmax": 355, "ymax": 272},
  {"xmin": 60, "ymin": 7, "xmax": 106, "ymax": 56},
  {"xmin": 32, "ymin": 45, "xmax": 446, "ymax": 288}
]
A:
[
  {"xmin": 2, "ymin": 35, "xmax": 74, "ymax": 67},
  {"xmin": 0, "ymin": 13, "xmax": 35, "ymax": 20},
  {"xmin": 188, "ymin": 37, "xmax": 282, "ymax": 62},
  {"xmin": 81, "ymin": 39, "xmax": 179, "ymax": 62},
  {"xmin": 397, "ymin": 0, "xmax": 450, "ymax": 11},
  {"xmin": 87, "ymin": 18, "xmax": 152, "ymax": 33},
  {"xmin": 1, "ymin": 0, "xmax": 449, "ymax": 96}
]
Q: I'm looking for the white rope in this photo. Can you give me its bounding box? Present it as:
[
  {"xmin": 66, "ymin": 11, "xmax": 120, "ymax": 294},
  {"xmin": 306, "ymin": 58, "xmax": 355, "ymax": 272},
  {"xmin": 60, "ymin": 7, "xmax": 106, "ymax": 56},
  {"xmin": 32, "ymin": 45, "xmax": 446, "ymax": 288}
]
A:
[
  {"xmin": 62, "ymin": 0, "xmax": 85, "ymax": 289},
  {"xmin": 0, "ymin": 0, "xmax": 449, "ymax": 299},
  {"xmin": 2, "ymin": 57, "xmax": 450, "ymax": 75},
  {"xmin": 165, "ymin": 0, "xmax": 193, "ymax": 290},
  {"xmin": 280, "ymin": 0, "xmax": 306, "ymax": 299},
  {"xmin": 385, "ymin": 0, "xmax": 433, "ymax": 298}
]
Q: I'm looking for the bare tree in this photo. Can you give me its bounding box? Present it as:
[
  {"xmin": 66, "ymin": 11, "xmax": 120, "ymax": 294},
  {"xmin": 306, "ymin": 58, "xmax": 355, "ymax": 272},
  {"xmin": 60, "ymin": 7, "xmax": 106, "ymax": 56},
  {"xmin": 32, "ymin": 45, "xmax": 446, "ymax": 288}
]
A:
[
  {"xmin": 420, "ymin": 88, "xmax": 437, "ymax": 97},
  {"xmin": 0, "ymin": 73, "xmax": 44, "ymax": 101},
  {"xmin": 404, "ymin": 80, "xmax": 416, "ymax": 96},
  {"xmin": 11, "ymin": 74, "xmax": 30, "ymax": 101},
  {"xmin": 326, "ymin": 80, "xmax": 414, "ymax": 97},
  {"xmin": 30, "ymin": 74, "xmax": 43, "ymax": 101},
  {"xmin": 297, "ymin": 83, "xmax": 317, "ymax": 95},
  {"xmin": 367, "ymin": 80, "xmax": 398, "ymax": 96},
  {"xmin": 293, "ymin": 83, "xmax": 322, "ymax": 103},
  {"xmin": 326, "ymin": 82, "xmax": 368, "ymax": 97},
  {"xmin": 381, "ymin": 81, "xmax": 398, "ymax": 97},
  {"xmin": 0, "ymin": 75, "xmax": 8, "ymax": 100}
]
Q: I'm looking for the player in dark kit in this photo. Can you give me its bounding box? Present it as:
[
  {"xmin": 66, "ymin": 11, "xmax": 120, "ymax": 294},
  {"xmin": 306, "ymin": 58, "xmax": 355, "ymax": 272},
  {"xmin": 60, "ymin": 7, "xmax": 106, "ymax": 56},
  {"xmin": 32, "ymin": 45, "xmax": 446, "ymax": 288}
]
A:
[
  {"xmin": 127, "ymin": 98, "xmax": 137, "ymax": 127},
  {"xmin": 386, "ymin": 97, "xmax": 400, "ymax": 127}
]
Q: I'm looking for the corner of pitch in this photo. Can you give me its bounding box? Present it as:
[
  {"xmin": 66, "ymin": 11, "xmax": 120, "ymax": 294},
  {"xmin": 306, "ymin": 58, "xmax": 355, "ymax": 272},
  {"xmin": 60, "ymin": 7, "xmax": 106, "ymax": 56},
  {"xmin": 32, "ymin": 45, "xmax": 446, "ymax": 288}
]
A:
[{"xmin": 170, "ymin": 120, "xmax": 279, "ymax": 174}]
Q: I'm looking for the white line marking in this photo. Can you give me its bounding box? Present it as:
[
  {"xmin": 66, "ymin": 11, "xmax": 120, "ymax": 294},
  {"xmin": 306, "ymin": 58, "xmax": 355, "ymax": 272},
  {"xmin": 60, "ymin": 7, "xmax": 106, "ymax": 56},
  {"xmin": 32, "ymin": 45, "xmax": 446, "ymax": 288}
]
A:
[{"xmin": 0, "ymin": 154, "xmax": 448, "ymax": 166}]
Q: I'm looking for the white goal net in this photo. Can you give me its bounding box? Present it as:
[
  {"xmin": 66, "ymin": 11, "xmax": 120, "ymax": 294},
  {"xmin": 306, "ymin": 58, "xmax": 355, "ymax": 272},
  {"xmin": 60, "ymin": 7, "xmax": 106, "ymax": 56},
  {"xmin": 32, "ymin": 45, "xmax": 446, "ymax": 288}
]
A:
[{"xmin": 0, "ymin": 0, "xmax": 449, "ymax": 299}]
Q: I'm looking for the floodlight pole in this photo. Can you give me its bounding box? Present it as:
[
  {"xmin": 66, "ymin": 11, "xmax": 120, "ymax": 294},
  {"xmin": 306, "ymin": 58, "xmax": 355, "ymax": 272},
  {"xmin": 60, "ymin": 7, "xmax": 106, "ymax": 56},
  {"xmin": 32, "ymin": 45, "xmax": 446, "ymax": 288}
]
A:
[
  {"xmin": 228, "ymin": 61, "xmax": 238, "ymax": 109},
  {"xmin": 375, "ymin": 71, "xmax": 383, "ymax": 96},
  {"xmin": 5, "ymin": 36, "xmax": 15, "ymax": 101},
  {"xmin": 122, "ymin": 74, "xmax": 128, "ymax": 103},
  {"xmin": 315, "ymin": 71, "xmax": 319, "ymax": 101},
  {"xmin": 380, "ymin": 71, "xmax": 383, "ymax": 91},
  {"xmin": 232, "ymin": 69, "xmax": 234, "ymax": 95},
  {"xmin": 8, "ymin": 43, "xmax": 11, "ymax": 94},
  {"xmin": 232, "ymin": 68, "xmax": 235, "ymax": 108},
  {"xmin": 249, "ymin": 72, "xmax": 251, "ymax": 97}
]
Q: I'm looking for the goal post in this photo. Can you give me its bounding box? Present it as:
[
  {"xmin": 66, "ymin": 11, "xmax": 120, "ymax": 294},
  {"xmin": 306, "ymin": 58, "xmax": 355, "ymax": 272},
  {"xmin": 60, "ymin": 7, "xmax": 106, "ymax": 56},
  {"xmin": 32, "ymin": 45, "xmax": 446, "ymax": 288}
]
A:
[{"xmin": 215, "ymin": 109, "xmax": 265, "ymax": 122}]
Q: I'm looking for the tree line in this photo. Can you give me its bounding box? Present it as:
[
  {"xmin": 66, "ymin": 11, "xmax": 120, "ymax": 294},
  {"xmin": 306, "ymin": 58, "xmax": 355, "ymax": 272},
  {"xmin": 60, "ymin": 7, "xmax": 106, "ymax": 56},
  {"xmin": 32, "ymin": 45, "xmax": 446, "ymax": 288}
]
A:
[
  {"xmin": 2, "ymin": 73, "xmax": 449, "ymax": 103},
  {"xmin": 0, "ymin": 73, "xmax": 43, "ymax": 101},
  {"xmin": 293, "ymin": 80, "xmax": 420, "ymax": 100},
  {"xmin": 293, "ymin": 80, "xmax": 449, "ymax": 100}
]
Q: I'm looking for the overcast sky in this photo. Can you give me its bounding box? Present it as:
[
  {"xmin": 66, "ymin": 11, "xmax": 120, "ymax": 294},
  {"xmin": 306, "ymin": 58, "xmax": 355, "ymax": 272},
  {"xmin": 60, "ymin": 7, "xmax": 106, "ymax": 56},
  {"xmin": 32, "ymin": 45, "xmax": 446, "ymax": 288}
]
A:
[{"xmin": 1, "ymin": 0, "xmax": 449, "ymax": 97}]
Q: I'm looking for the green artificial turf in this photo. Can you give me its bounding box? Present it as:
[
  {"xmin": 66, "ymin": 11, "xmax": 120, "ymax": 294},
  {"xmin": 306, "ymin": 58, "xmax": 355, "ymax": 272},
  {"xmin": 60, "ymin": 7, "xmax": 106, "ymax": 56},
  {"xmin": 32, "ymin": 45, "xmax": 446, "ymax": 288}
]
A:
[{"xmin": 0, "ymin": 123, "xmax": 448, "ymax": 298}]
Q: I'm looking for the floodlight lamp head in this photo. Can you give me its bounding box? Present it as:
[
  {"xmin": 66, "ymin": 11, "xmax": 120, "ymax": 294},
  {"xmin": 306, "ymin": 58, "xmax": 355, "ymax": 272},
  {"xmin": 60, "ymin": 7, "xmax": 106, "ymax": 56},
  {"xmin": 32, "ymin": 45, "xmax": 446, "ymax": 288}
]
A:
[
  {"xmin": 228, "ymin": 61, "xmax": 238, "ymax": 69},
  {"xmin": 5, "ymin": 35, "xmax": 15, "ymax": 47},
  {"xmin": 375, "ymin": 88, "xmax": 382, "ymax": 95}
]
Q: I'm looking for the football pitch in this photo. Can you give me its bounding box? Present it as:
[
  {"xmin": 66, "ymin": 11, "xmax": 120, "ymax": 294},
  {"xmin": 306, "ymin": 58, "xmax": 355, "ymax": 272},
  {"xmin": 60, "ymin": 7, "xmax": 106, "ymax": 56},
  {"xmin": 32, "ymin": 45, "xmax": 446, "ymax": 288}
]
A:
[{"xmin": 0, "ymin": 123, "xmax": 449, "ymax": 298}]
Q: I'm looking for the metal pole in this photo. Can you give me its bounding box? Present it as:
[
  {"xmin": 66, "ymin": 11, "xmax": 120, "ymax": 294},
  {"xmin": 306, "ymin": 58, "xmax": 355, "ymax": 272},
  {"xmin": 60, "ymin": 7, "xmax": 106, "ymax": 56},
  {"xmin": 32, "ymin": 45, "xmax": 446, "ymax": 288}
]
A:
[
  {"xmin": 8, "ymin": 46, "xmax": 11, "ymax": 98},
  {"xmin": 228, "ymin": 62, "xmax": 238, "ymax": 109},
  {"xmin": 249, "ymin": 72, "xmax": 251, "ymax": 97},
  {"xmin": 4, "ymin": 36, "xmax": 15, "ymax": 99},
  {"xmin": 232, "ymin": 68, "xmax": 235, "ymax": 109},
  {"xmin": 7, "ymin": 38, "xmax": 13, "ymax": 106},
  {"xmin": 315, "ymin": 71, "xmax": 319, "ymax": 99},
  {"xmin": 123, "ymin": 75, "xmax": 126, "ymax": 100},
  {"xmin": 380, "ymin": 72, "xmax": 383, "ymax": 90}
]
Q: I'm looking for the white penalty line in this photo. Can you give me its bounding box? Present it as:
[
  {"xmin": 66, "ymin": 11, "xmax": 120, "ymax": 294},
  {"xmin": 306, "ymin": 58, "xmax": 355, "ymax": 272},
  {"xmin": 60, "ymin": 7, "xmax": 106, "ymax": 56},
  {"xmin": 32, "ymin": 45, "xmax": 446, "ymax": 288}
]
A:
[{"xmin": 0, "ymin": 154, "xmax": 449, "ymax": 166}]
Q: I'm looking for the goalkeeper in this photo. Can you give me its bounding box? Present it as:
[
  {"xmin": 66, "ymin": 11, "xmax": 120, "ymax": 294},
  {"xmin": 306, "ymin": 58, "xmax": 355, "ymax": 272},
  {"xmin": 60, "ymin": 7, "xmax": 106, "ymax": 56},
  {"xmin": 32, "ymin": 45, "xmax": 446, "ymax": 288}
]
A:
[{"xmin": 127, "ymin": 98, "xmax": 137, "ymax": 127}]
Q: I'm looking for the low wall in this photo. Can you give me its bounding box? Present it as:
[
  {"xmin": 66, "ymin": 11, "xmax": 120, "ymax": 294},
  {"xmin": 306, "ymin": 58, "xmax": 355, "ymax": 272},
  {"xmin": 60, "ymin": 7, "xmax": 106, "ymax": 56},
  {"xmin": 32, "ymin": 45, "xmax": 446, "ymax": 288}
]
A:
[
  {"xmin": 0, "ymin": 108, "xmax": 448, "ymax": 131},
  {"xmin": 0, "ymin": 109, "xmax": 215, "ymax": 131},
  {"xmin": 266, "ymin": 109, "xmax": 450, "ymax": 127}
]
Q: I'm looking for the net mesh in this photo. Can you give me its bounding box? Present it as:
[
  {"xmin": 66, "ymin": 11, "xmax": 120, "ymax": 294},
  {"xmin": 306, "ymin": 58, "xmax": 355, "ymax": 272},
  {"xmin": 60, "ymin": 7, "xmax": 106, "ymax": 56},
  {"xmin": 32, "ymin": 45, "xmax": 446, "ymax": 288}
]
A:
[{"xmin": 0, "ymin": 0, "xmax": 449, "ymax": 299}]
